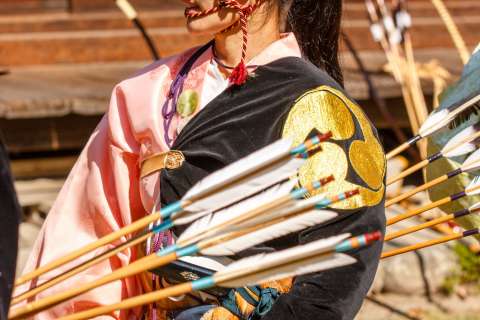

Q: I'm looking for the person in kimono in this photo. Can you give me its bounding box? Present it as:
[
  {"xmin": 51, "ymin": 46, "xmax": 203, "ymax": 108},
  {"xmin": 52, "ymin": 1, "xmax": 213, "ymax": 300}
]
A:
[
  {"xmin": 0, "ymin": 138, "xmax": 20, "ymax": 320},
  {"xmin": 17, "ymin": 0, "xmax": 386, "ymax": 319}
]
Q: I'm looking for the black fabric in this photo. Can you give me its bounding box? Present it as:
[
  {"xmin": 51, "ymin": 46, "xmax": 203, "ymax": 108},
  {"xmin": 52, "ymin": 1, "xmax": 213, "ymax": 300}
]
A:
[
  {"xmin": 160, "ymin": 57, "xmax": 385, "ymax": 320},
  {"xmin": 0, "ymin": 139, "xmax": 20, "ymax": 320}
]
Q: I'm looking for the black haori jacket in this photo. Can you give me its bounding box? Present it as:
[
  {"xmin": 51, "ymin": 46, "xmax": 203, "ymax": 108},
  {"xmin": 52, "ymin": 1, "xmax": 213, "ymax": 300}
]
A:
[{"xmin": 160, "ymin": 57, "xmax": 386, "ymax": 320}]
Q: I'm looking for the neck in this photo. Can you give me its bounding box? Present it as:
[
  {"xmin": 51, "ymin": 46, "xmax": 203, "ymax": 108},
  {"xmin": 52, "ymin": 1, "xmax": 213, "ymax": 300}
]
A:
[{"xmin": 213, "ymin": 6, "xmax": 281, "ymax": 68}]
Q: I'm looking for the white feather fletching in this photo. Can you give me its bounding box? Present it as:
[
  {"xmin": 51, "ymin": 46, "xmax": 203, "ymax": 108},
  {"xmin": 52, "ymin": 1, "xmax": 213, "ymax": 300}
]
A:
[
  {"xmin": 461, "ymin": 149, "xmax": 480, "ymax": 172},
  {"xmin": 419, "ymin": 109, "xmax": 449, "ymax": 137},
  {"xmin": 182, "ymin": 138, "xmax": 294, "ymax": 203},
  {"xmin": 219, "ymin": 253, "xmax": 356, "ymax": 288},
  {"xmin": 214, "ymin": 233, "xmax": 350, "ymax": 284},
  {"xmin": 173, "ymin": 157, "xmax": 304, "ymax": 225},
  {"xmin": 200, "ymin": 209, "xmax": 338, "ymax": 256},
  {"xmin": 420, "ymin": 95, "xmax": 480, "ymax": 138},
  {"xmin": 181, "ymin": 157, "xmax": 304, "ymax": 216},
  {"xmin": 178, "ymin": 256, "xmax": 227, "ymax": 272},
  {"xmin": 469, "ymin": 201, "xmax": 480, "ymax": 211},
  {"xmin": 466, "ymin": 176, "xmax": 480, "ymax": 196},
  {"xmin": 225, "ymin": 193, "xmax": 327, "ymax": 232},
  {"xmin": 442, "ymin": 124, "xmax": 480, "ymax": 158},
  {"xmin": 177, "ymin": 179, "xmax": 297, "ymax": 244}
]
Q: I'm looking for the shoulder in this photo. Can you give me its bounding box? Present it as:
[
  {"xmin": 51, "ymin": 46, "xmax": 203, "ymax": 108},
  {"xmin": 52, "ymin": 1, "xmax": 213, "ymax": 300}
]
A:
[
  {"xmin": 282, "ymin": 82, "xmax": 386, "ymax": 211},
  {"xmin": 118, "ymin": 46, "xmax": 200, "ymax": 89}
]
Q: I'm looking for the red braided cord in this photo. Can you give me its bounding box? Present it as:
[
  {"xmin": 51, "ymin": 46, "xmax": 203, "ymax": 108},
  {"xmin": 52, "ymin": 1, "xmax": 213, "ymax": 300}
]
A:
[{"xmin": 185, "ymin": 0, "xmax": 264, "ymax": 85}]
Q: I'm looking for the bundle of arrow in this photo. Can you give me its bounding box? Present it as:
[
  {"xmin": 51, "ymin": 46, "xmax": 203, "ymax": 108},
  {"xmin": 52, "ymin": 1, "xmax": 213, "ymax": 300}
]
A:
[
  {"xmin": 9, "ymin": 132, "xmax": 383, "ymax": 320},
  {"xmin": 8, "ymin": 41, "xmax": 480, "ymax": 320},
  {"xmin": 383, "ymin": 45, "xmax": 480, "ymax": 260}
]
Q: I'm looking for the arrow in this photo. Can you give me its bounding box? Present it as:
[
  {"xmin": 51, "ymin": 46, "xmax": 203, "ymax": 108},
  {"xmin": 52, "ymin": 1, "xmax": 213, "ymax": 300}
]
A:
[
  {"xmin": 14, "ymin": 133, "xmax": 331, "ymax": 288},
  {"xmin": 12, "ymin": 175, "xmax": 330, "ymax": 305},
  {"xmin": 386, "ymin": 148, "xmax": 480, "ymax": 207},
  {"xmin": 385, "ymin": 202, "xmax": 480, "ymax": 241},
  {"xmin": 387, "ymin": 124, "xmax": 480, "ymax": 185},
  {"xmin": 387, "ymin": 176, "xmax": 480, "ymax": 226},
  {"xmin": 382, "ymin": 228, "xmax": 479, "ymax": 259},
  {"xmin": 386, "ymin": 95, "xmax": 480, "ymax": 160},
  {"xmin": 10, "ymin": 182, "xmax": 356, "ymax": 319},
  {"xmin": 55, "ymin": 232, "xmax": 382, "ymax": 320}
]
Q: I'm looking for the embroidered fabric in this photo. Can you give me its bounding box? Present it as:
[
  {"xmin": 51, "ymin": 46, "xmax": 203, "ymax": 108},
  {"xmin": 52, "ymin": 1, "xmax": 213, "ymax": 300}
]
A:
[{"xmin": 177, "ymin": 60, "xmax": 230, "ymax": 134}]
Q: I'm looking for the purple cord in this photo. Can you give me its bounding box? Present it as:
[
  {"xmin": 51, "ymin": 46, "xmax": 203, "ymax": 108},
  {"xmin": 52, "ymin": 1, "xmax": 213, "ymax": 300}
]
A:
[
  {"xmin": 162, "ymin": 74, "xmax": 186, "ymax": 147},
  {"xmin": 161, "ymin": 41, "xmax": 214, "ymax": 147}
]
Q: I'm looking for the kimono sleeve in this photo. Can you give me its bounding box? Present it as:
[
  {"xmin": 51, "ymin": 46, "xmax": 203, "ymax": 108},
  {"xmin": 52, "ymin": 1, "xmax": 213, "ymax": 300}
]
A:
[
  {"xmin": 16, "ymin": 85, "xmax": 146, "ymax": 319},
  {"xmin": 262, "ymin": 86, "xmax": 386, "ymax": 320}
]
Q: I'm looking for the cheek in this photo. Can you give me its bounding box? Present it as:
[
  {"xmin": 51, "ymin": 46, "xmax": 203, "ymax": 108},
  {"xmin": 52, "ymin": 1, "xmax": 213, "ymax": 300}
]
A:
[{"xmin": 186, "ymin": 10, "xmax": 238, "ymax": 35}]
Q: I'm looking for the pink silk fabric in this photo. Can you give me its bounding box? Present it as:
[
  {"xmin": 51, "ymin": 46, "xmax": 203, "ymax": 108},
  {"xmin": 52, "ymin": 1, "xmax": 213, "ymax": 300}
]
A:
[{"xmin": 16, "ymin": 33, "xmax": 301, "ymax": 319}]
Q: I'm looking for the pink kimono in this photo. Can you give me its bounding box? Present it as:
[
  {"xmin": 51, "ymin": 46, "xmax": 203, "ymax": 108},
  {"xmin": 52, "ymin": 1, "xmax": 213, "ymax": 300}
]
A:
[{"xmin": 17, "ymin": 34, "xmax": 302, "ymax": 319}]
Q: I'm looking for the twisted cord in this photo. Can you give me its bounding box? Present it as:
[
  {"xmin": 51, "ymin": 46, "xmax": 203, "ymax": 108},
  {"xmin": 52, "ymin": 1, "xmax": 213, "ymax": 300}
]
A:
[{"xmin": 185, "ymin": 0, "xmax": 264, "ymax": 85}]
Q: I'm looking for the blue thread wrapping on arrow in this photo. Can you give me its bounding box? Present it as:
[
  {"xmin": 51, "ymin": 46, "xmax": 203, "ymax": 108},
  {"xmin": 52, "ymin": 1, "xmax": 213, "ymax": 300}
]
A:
[
  {"xmin": 157, "ymin": 244, "xmax": 178, "ymax": 256},
  {"xmin": 315, "ymin": 198, "xmax": 332, "ymax": 209},
  {"xmin": 160, "ymin": 201, "xmax": 183, "ymax": 219},
  {"xmin": 152, "ymin": 220, "xmax": 174, "ymax": 234},
  {"xmin": 176, "ymin": 244, "xmax": 200, "ymax": 257},
  {"xmin": 335, "ymin": 239, "xmax": 352, "ymax": 253},
  {"xmin": 191, "ymin": 276, "xmax": 216, "ymax": 291}
]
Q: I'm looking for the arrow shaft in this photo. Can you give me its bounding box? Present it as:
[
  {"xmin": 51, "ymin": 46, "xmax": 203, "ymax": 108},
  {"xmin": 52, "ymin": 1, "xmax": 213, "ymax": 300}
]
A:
[
  {"xmin": 57, "ymin": 282, "xmax": 195, "ymax": 320},
  {"xmin": 387, "ymin": 195, "xmax": 453, "ymax": 226},
  {"xmin": 11, "ymin": 231, "xmax": 152, "ymax": 305},
  {"xmin": 385, "ymin": 174, "xmax": 448, "ymax": 207},
  {"xmin": 9, "ymin": 253, "xmax": 177, "ymax": 320},
  {"xmin": 13, "ymin": 204, "xmax": 172, "ymax": 287},
  {"xmin": 385, "ymin": 213, "xmax": 455, "ymax": 241},
  {"xmin": 381, "ymin": 233, "xmax": 462, "ymax": 259},
  {"xmin": 386, "ymin": 135, "xmax": 421, "ymax": 160},
  {"xmin": 385, "ymin": 206, "xmax": 478, "ymax": 241},
  {"xmin": 387, "ymin": 159, "xmax": 430, "ymax": 186}
]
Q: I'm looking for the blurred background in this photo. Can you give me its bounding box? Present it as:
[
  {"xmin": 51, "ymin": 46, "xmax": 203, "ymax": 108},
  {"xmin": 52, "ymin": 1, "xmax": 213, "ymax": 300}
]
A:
[{"xmin": 1, "ymin": 1, "xmax": 480, "ymax": 319}]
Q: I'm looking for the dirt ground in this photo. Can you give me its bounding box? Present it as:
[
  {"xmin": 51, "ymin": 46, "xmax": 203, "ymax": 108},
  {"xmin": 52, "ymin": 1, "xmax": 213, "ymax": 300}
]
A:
[{"xmin": 356, "ymin": 293, "xmax": 480, "ymax": 320}]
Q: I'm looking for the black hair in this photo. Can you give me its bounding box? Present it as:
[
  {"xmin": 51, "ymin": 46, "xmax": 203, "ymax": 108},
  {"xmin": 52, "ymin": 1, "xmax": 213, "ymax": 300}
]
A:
[{"xmin": 280, "ymin": 0, "xmax": 344, "ymax": 86}]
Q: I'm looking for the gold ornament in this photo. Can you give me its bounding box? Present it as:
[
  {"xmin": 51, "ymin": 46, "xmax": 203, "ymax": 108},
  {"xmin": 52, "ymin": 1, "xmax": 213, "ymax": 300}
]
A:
[{"xmin": 282, "ymin": 86, "xmax": 386, "ymax": 210}]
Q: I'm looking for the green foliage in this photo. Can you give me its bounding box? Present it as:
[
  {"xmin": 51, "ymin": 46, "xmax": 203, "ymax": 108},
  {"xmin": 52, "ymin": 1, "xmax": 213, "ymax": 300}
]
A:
[
  {"xmin": 454, "ymin": 243, "xmax": 480, "ymax": 283},
  {"xmin": 441, "ymin": 243, "xmax": 480, "ymax": 295},
  {"xmin": 441, "ymin": 273, "xmax": 461, "ymax": 295}
]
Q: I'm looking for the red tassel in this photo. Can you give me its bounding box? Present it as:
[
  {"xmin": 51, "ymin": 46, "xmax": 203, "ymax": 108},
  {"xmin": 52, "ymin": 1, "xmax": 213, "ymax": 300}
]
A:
[{"xmin": 229, "ymin": 62, "xmax": 248, "ymax": 86}]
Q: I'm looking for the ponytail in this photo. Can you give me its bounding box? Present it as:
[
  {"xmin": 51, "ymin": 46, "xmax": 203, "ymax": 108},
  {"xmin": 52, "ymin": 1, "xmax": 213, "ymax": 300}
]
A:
[{"xmin": 283, "ymin": 0, "xmax": 344, "ymax": 86}]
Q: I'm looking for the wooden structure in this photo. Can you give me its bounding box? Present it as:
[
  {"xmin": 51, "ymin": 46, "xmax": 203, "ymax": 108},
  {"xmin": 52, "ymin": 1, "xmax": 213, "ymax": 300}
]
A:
[{"xmin": 1, "ymin": 0, "xmax": 479, "ymax": 179}]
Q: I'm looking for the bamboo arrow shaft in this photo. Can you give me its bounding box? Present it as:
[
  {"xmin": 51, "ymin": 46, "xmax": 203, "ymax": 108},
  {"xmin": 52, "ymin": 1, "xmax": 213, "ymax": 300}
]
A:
[
  {"xmin": 15, "ymin": 211, "xmax": 164, "ymax": 287},
  {"xmin": 386, "ymin": 174, "xmax": 448, "ymax": 207},
  {"xmin": 9, "ymin": 253, "xmax": 175, "ymax": 320},
  {"xmin": 386, "ymin": 136, "xmax": 421, "ymax": 160},
  {"xmin": 387, "ymin": 196, "xmax": 451, "ymax": 226},
  {"xmin": 57, "ymin": 282, "xmax": 193, "ymax": 320},
  {"xmin": 387, "ymin": 129, "xmax": 480, "ymax": 186},
  {"xmin": 385, "ymin": 213, "xmax": 454, "ymax": 241},
  {"xmin": 381, "ymin": 233, "xmax": 461, "ymax": 258},
  {"xmin": 12, "ymin": 232, "xmax": 152, "ymax": 304},
  {"xmin": 387, "ymin": 159, "xmax": 429, "ymax": 186}
]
